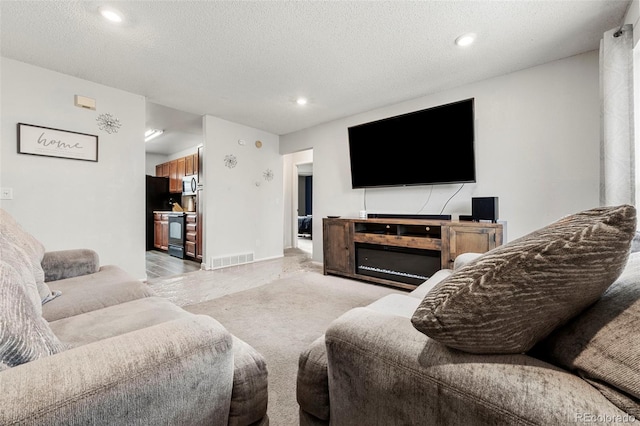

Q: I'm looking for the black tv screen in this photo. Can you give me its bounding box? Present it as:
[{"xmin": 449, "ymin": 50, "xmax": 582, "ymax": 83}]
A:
[{"xmin": 348, "ymin": 98, "xmax": 476, "ymax": 188}]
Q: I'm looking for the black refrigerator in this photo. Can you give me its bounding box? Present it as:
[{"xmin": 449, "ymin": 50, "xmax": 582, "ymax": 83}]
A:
[{"xmin": 145, "ymin": 175, "xmax": 170, "ymax": 250}]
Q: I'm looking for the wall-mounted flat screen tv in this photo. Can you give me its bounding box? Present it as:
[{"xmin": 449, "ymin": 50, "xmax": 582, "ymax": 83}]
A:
[{"xmin": 348, "ymin": 98, "xmax": 475, "ymax": 188}]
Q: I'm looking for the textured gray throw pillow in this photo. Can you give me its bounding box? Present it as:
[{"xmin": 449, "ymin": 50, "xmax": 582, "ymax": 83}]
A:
[
  {"xmin": 0, "ymin": 208, "xmax": 56, "ymax": 304},
  {"xmin": 411, "ymin": 204, "xmax": 636, "ymax": 354},
  {"xmin": 0, "ymin": 261, "xmax": 67, "ymax": 368},
  {"xmin": 0, "ymin": 238, "xmax": 43, "ymax": 315}
]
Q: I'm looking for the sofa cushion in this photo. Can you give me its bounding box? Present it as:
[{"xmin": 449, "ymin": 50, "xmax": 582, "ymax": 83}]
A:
[
  {"xmin": 0, "ymin": 261, "xmax": 67, "ymax": 368},
  {"xmin": 42, "ymin": 265, "xmax": 155, "ymax": 322},
  {"xmin": 534, "ymin": 251, "xmax": 640, "ymax": 417},
  {"xmin": 411, "ymin": 204, "xmax": 636, "ymax": 354},
  {"xmin": 0, "ymin": 208, "xmax": 56, "ymax": 304},
  {"xmin": 49, "ymin": 297, "xmax": 269, "ymax": 425},
  {"xmin": 49, "ymin": 296, "xmax": 191, "ymax": 346}
]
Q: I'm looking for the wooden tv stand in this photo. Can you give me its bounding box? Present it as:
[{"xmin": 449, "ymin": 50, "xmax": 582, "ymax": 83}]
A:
[{"xmin": 323, "ymin": 217, "xmax": 503, "ymax": 290}]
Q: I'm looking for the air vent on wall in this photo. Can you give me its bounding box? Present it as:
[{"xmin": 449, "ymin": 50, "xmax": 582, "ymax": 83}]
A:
[{"xmin": 209, "ymin": 252, "xmax": 255, "ymax": 269}]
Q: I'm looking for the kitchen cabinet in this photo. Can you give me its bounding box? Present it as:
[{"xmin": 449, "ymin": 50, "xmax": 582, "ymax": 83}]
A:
[
  {"xmin": 193, "ymin": 152, "xmax": 199, "ymax": 175},
  {"xmin": 155, "ymin": 163, "xmax": 169, "ymax": 178},
  {"xmin": 185, "ymin": 213, "xmax": 197, "ymax": 258},
  {"xmin": 185, "ymin": 155, "xmax": 194, "ymax": 176},
  {"xmin": 169, "ymin": 160, "xmax": 179, "ymax": 193},
  {"xmin": 155, "ymin": 152, "xmax": 198, "ymax": 194},
  {"xmin": 177, "ymin": 157, "xmax": 186, "ymax": 185},
  {"xmin": 153, "ymin": 212, "xmax": 169, "ymax": 250}
]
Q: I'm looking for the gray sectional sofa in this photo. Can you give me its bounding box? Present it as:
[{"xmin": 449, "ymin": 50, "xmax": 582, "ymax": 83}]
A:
[
  {"xmin": 0, "ymin": 208, "xmax": 268, "ymax": 425},
  {"xmin": 298, "ymin": 205, "xmax": 640, "ymax": 425}
]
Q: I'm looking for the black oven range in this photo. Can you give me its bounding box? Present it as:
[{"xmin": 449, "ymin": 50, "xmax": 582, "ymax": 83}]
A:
[{"xmin": 167, "ymin": 212, "xmax": 186, "ymax": 259}]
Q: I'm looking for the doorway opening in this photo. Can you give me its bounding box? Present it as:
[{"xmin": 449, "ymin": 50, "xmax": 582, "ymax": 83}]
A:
[
  {"xmin": 295, "ymin": 159, "xmax": 313, "ymax": 256},
  {"xmin": 144, "ymin": 101, "xmax": 204, "ymax": 279}
]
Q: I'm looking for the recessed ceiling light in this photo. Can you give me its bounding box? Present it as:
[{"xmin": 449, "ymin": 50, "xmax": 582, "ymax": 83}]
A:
[
  {"xmin": 296, "ymin": 98, "xmax": 308, "ymax": 106},
  {"xmin": 99, "ymin": 6, "xmax": 123, "ymax": 23},
  {"xmin": 455, "ymin": 33, "xmax": 476, "ymax": 47}
]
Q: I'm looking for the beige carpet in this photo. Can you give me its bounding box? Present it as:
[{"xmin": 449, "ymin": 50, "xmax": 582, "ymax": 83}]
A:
[
  {"xmin": 183, "ymin": 269, "xmax": 402, "ymax": 425},
  {"xmin": 146, "ymin": 248, "xmax": 322, "ymax": 306}
]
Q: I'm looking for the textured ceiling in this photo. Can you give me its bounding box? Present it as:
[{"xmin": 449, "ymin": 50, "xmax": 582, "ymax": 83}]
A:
[{"xmin": 0, "ymin": 1, "xmax": 631, "ymax": 154}]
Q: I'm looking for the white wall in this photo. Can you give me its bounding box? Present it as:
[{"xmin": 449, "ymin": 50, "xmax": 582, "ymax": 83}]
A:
[
  {"xmin": 202, "ymin": 115, "xmax": 282, "ymax": 265},
  {"xmin": 145, "ymin": 153, "xmax": 168, "ymax": 175},
  {"xmin": 0, "ymin": 58, "xmax": 147, "ymax": 279},
  {"xmin": 280, "ymin": 51, "xmax": 601, "ymax": 261}
]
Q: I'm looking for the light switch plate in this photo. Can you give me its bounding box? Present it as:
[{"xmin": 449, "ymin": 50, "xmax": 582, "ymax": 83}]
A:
[{"xmin": 1, "ymin": 188, "xmax": 13, "ymax": 200}]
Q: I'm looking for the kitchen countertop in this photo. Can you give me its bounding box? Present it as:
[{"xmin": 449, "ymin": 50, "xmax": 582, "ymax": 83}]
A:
[{"xmin": 153, "ymin": 210, "xmax": 196, "ymax": 214}]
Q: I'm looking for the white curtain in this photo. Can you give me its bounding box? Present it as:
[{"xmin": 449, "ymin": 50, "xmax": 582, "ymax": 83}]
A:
[{"xmin": 600, "ymin": 24, "xmax": 635, "ymax": 206}]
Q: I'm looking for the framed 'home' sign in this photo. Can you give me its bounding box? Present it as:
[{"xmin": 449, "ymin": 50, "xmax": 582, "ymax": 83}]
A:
[{"xmin": 17, "ymin": 123, "xmax": 99, "ymax": 162}]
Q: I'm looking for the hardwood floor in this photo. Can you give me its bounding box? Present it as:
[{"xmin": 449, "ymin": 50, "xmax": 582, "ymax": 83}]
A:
[
  {"xmin": 146, "ymin": 247, "xmax": 323, "ymax": 306},
  {"xmin": 145, "ymin": 250, "xmax": 201, "ymax": 279},
  {"xmin": 146, "ymin": 241, "xmax": 311, "ymax": 282}
]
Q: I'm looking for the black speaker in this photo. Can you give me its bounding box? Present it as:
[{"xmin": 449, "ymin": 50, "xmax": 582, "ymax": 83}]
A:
[
  {"xmin": 472, "ymin": 197, "xmax": 499, "ymax": 222},
  {"xmin": 458, "ymin": 215, "xmax": 474, "ymax": 222}
]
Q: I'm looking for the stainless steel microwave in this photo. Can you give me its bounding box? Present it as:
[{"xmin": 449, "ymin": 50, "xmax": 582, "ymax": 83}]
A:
[{"xmin": 182, "ymin": 175, "xmax": 197, "ymax": 195}]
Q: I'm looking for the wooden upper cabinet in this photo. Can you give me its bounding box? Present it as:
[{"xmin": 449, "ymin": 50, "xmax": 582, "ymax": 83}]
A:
[
  {"xmin": 193, "ymin": 153, "xmax": 199, "ymax": 175},
  {"xmin": 177, "ymin": 157, "xmax": 186, "ymax": 190},
  {"xmin": 168, "ymin": 157, "xmax": 187, "ymax": 193},
  {"xmin": 156, "ymin": 162, "xmax": 170, "ymax": 178},
  {"xmin": 169, "ymin": 160, "xmax": 179, "ymax": 192},
  {"xmin": 177, "ymin": 157, "xmax": 186, "ymax": 177},
  {"xmin": 185, "ymin": 155, "xmax": 194, "ymax": 176},
  {"xmin": 155, "ymin": 152, "xmax": 197, "ymax": 192}
]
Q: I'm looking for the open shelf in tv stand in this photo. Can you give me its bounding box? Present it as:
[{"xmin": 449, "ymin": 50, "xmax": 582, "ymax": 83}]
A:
[{"xmin": 323, "ymin": 217, "xmax": 503, "ymax": 290}]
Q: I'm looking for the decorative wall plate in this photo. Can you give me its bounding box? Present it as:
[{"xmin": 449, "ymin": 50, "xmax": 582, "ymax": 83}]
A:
[
  {"xmin": 96, "ymin": 113, "xmax": 121, "ymax": 134},
  {"xmin": 224, "ymin": 154, "xmax": 237, "ymax": 168}
]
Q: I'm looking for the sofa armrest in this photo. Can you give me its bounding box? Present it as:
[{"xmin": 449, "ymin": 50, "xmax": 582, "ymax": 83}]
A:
[
  {"xmin": 42, "ymin": 249, "xmax": 100, "ymax": 282},
  {"xmin": 325, "ymin": 308, "xmax": 629, "ymax": 425},
  {"xmin": 453, "ymin": 252, "xmax": 483, "ymax": 270},
  {"xmin": 298, "ymin": 335, "xmax": 330, "ymax": 421},
  {"xmin": 0, "ymin": 315, "xmax": 235, "ymax": 425}
]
